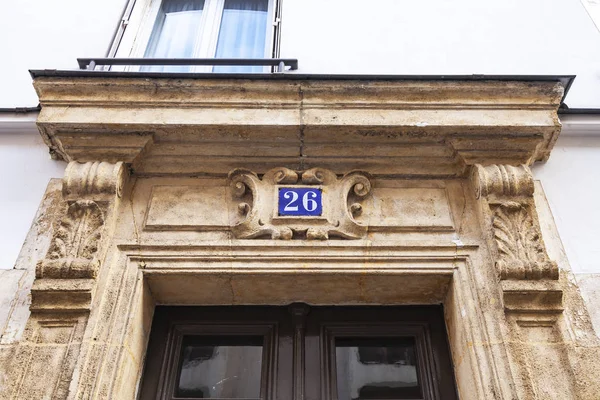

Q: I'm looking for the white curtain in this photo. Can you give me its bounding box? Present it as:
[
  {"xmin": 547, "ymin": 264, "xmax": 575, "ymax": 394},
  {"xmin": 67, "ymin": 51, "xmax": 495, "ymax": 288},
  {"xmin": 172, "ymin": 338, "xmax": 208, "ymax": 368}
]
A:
[
  {"xmin": 144, "ymin": 0, "xmax": 205, "ymax": 72},
  {"xmin": 213, "ymin": 0, "xmax": 269, "ymax": 73}
]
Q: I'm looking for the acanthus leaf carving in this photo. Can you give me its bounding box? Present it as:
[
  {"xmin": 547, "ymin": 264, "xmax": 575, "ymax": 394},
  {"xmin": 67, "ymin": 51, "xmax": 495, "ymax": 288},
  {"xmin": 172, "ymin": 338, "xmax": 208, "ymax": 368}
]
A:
[
  {"xmin": 472, "ymin": 164, "xmax": 558, "ymax": 282},
  {"xmin": 228, "ymin": 167, "xmax": 372, "ymax": 240},
  {"xmin": 471, "ymin": 163, "xmax": 561, "ymax": 312},
  {"xmin": 31, "ymin": 161, "xmax": 126, "ymax": 313},
  {"xmin": 37, "ymin": 200, "xmax": 104, "ymax": 280},
  {"xmin": 492, "ymin": 202, "xmax": 558, "ymax": 280}
]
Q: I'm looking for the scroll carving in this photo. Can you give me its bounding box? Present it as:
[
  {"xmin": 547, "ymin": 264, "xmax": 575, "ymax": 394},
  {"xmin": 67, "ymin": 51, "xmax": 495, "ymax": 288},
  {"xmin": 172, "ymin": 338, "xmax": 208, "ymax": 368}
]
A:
[
  {"xmin": 228, "ymin": 167, "xmax": 372, "ymax": 240},
  {"xmin": 473, "ymin": 164, "xmax": 534, "ymax": 199},
  {"xmin": 62, "ymin": 161, "xmax": 125, "ymax": 200},
  {"xmin": 31, "ymin": 161, "xmax": 126, "ymax": 312},
  {"xmin": 472, "ymin": 164, "xmax": 561, "ymax": 312}
]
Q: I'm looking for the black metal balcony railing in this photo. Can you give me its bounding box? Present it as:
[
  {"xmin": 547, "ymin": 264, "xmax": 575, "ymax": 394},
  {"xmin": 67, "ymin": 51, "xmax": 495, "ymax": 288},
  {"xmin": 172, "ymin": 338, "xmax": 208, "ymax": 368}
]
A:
[{"xmin": 77, "ymin": 58, "xmax": 298, "ymax": 73}]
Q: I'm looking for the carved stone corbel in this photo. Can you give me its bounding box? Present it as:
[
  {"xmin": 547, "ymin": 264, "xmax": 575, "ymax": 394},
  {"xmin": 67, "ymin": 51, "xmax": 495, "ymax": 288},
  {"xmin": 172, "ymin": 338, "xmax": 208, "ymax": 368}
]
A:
[
  {"xmin": 228, "ymin": 167, "xmax": 372, "ymax": 240},
  {"xmin": 472, "ymin": 164, "xmax": 562, "ymax": 312},
  {"xmin": 30, "ymin": 161, "xmax": 126, "ymax": 312}
]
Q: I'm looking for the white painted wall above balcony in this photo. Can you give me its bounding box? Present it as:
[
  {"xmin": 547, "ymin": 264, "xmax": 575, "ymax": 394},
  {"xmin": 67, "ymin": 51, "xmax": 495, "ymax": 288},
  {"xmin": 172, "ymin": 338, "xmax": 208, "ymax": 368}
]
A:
[
  {"xmin": 1, "ymin": 0, "xmax": 600, "ymax": 107},
  {"xmin": 0, "ymin": 0, "xmax": 126, "ymax": 107},
  {"xmin": 280, "ymin": 0, "xmax": 600, "ymax": 108}
]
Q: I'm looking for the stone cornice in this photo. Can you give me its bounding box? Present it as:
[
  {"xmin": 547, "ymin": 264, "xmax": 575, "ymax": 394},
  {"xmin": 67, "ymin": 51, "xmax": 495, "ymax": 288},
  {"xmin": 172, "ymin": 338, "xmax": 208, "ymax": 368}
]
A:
[{"xmin": 33, "ymin": 76, "xmax": 565, "ymax": 177}]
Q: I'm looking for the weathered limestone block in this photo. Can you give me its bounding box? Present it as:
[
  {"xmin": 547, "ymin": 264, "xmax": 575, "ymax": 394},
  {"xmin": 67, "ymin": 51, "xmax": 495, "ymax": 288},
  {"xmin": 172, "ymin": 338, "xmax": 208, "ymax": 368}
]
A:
[{"xmin": 1, "ymin": 313, "xmax": 89, "ymax": 399}]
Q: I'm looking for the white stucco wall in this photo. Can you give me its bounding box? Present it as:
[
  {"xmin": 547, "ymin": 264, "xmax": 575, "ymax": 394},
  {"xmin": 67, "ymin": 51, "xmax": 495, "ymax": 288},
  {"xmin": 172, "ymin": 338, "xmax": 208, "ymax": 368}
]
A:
[
  {"xmin": 0, "ymin": 129, "xmax": 65, "ymax": 270},
  {"xmin": 280, "ymin": 0, "xmax": 600, "ymax": 108},
  {"xmin": 532, "ymin": 134, "xmax": 600, "ymax": 274},
  {"xmin": 581, "ymin": 0, "xmax": 600, "ymax": 32},
  {"xmin": 0, "ymin": 0, "xmax": 126, "ymax": 107}
]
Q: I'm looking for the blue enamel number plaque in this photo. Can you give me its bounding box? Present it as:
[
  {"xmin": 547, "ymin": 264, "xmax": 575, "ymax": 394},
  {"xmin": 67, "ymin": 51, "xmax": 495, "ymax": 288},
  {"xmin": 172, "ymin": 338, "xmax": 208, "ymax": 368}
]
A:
[{"xmin": 278, "ymin": 188, "xmax": 322, "ymax": 216}]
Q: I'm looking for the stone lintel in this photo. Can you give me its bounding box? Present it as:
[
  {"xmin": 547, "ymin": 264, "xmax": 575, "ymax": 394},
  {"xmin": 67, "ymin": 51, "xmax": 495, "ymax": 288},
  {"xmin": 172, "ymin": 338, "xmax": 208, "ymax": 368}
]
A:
[
  {"xmin": 144, "ymin": 270, "xmax": 454, "ymax": 306},
  {"xmin": 33, "ymin": 76, "xmax": 565, "ymax": 177}
]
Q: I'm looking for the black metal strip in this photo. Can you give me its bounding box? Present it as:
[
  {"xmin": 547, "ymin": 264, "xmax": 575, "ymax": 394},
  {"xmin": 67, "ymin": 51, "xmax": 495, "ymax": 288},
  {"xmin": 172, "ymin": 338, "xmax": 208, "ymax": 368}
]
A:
[{"xmin": 76, "ymin": 57, "xmax": 298, "ymax": 71}]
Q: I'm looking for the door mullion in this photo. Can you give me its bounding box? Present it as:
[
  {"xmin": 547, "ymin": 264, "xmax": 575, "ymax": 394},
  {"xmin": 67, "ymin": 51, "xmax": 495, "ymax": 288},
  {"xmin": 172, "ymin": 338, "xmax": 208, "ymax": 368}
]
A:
[{"xmin": 289, "ymin": 303, "xmax": 310, "ymax": 400}]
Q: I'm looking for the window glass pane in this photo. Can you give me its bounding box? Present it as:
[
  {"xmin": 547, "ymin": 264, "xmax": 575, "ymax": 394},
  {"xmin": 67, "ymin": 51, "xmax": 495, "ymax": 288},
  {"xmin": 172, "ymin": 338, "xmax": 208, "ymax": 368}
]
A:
[
  {"xmin": 335, "ymin": 337, "xmax": 421, "ymax": 400},
  {"xmin": 213, "ymin": 0, "xmax": 269, "ymax": 73},
  {"xmin": 144, "ymin": 0, "xmax": 205, "ymax": 72},
  {"xmin": 176, "ymin": 335, "xmax": 263, "ymax": 399}
]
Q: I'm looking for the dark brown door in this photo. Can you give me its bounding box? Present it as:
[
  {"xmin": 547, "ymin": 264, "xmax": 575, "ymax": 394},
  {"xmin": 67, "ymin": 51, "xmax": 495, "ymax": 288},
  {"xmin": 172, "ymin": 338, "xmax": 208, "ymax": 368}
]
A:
[{"xmin": 138, "ymin": 305, "xmax": 457, "ymax": 400}]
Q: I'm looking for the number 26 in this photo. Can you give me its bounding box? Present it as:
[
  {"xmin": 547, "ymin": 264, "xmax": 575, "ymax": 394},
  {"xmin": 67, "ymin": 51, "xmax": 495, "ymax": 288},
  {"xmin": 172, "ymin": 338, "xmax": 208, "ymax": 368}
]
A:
[{"xmin": 283, "ymin": 191, "xmax": 318, "ymax": 212}]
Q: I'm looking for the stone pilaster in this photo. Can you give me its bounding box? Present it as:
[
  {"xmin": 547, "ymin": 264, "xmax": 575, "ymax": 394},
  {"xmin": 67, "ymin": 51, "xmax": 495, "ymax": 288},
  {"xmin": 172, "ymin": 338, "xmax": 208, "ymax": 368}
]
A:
[
  {"xmin": 2, "ymin": 161, "xmax": 126, "ymax": 399},
  {"xmin": 472, "ymin": 164, "xmax": 580, "ymax": 398}
]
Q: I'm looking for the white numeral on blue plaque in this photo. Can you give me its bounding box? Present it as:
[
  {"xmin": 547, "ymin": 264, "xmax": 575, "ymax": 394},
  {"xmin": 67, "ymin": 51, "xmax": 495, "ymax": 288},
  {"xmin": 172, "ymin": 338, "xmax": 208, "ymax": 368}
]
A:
[
  {"xmin": 279, "ymin": 188, "xmax": 323, "ymax": 216},
  {"xmin": 302, "ymin": 191, "xmax": 318, "ymax": 212},
  {"xmin": 283, "ymin": 190, "xmax": 299, "ymax": 212}
]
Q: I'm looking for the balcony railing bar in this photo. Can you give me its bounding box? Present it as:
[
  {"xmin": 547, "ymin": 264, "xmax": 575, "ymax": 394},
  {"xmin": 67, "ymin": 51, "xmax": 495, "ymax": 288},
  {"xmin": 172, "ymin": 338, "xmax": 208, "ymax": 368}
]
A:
[{"xmin": 77, "ymin": 58, "xmax": 298, "ymax": 72}]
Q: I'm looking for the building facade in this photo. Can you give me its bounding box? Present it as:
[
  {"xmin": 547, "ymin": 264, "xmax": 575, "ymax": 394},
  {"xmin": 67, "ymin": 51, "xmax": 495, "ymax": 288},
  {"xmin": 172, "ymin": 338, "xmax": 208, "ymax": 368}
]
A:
[{"xmin": 1, "ymin": 1, "xmax": 600, "ymax": 399}]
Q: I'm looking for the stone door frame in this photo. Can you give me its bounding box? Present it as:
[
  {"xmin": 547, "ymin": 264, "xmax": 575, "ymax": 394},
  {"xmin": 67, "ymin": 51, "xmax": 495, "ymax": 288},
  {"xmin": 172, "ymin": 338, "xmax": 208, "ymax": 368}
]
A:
[{"xmin": 68, "ymin": 241, "xmax": 512, "ymax": 399}]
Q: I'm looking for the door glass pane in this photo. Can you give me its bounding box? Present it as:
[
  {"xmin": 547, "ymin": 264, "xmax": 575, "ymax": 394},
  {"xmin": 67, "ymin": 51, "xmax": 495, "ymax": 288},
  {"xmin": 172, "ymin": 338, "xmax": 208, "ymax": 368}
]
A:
[
  {"xmin": 176, "ymin": 335, "xmax": 263, "ymax": 399},
  {"xmin": 144, "ymin": 0, "xmax": 205, "ymax": 72},
  {"xmin": 213, "ymin": 0, "xmax": 269, "ymax": 73},
  {"xmin": 335, "ymin": 337, "xmax": 421, "ymax": 400}
]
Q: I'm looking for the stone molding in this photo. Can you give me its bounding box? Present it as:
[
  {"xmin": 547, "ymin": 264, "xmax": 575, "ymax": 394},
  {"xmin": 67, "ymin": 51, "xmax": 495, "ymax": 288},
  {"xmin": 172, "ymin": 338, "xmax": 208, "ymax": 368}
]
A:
[
  {"xmin": 33, "ymin": 77, "xmax": 565, "ymax": 176},
  {"xmin": 31, "ymin": 161, "xmax": 126, "ymax": 312},
  {"xmin": 472, "ymin": 164, "xmax": 561, "ymax": 311},
  {"xmin": 228, "ymin": 167, "xmax": 371, "ymax": 239}
]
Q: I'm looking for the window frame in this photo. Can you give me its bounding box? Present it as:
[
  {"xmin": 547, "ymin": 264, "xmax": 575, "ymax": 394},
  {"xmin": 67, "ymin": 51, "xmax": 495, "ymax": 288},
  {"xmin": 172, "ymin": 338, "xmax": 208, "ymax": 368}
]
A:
[
  {"xmin": 113, "ymin": 0, "xmax": 278, "ymax": 72},
  {"xmin": 161, "ymin": 324, "xmax": 276, "ymax": 399},
  {"xmin": 322, "ymin": 324, "xmax": 439, "ymax": 400},
  {"xmin": 139, "ymin": 307, "xmax": 291, "ymax": 400}
]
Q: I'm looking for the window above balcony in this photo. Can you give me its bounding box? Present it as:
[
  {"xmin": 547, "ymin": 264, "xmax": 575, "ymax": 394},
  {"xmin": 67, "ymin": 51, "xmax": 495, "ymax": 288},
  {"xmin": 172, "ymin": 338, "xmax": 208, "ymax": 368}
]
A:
[{"xmin": 113, "ymin": 0, "xmax": 279, "ymax": 72}]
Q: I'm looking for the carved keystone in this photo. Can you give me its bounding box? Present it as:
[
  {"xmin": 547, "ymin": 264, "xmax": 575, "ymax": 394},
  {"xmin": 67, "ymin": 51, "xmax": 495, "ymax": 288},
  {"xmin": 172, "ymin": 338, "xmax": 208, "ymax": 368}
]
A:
[
  {"xmin": 228, "ymin": 167, "xmax": 372, "ymax": 240},
  {"xmin": 472, "ymin": 164, "xmax": 561, "ymax": 312}
]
